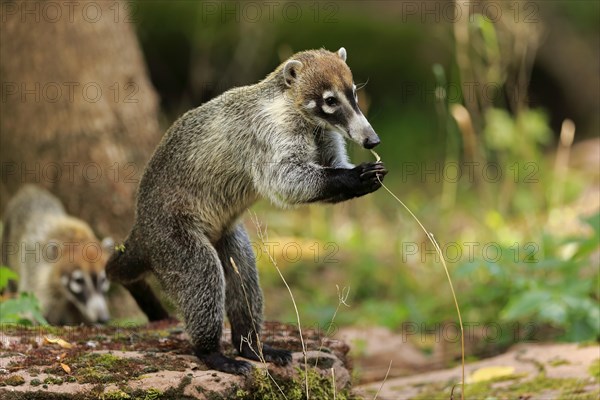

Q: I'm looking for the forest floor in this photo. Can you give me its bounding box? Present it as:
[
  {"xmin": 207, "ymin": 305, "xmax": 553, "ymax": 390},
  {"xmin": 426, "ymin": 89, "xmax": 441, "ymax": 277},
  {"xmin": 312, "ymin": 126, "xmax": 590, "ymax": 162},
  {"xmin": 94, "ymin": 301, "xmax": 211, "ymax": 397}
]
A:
[
  {"xmin": 0, "ymin": 321, "xmax": 598, "ymax": 399},
  {"xmin": 0, "ymin": 320, "xmax": 351, "ymax": 399},
  {"xmin": 356, "ymin": 341, "xmax": 599, "ymax": 399}
]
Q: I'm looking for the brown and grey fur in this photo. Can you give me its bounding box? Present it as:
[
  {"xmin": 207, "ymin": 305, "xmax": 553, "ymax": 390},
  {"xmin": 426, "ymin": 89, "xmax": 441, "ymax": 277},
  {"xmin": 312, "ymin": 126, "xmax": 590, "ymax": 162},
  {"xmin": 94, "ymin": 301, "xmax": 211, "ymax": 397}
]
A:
[
  {"xmin": 1, "ymin": 185, "xmax": 111, "ymax": 325},
  {"xmin": 106, "ymin": 48, "xmax": 387, "ymax": 374}
]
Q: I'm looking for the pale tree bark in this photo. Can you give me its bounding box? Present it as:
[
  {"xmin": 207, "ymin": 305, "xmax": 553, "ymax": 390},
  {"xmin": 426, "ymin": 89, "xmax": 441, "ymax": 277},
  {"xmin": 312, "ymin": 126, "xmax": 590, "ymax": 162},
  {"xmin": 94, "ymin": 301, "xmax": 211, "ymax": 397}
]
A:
[{"xmin": 1, "ymin": 0, "xmax": 162, "ymax": 240}]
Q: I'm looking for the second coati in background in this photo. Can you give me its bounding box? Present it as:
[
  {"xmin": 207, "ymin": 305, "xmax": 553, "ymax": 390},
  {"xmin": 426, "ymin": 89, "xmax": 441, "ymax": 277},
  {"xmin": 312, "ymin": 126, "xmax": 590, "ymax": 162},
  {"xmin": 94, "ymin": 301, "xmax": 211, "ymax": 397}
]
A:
[
  {"xmin": 1, "ymin": 185, "xmax": 112, "ymax": 325},
  {"xmin": 106, "ymin": 47, "xmax": 387, "ymax": 374}
]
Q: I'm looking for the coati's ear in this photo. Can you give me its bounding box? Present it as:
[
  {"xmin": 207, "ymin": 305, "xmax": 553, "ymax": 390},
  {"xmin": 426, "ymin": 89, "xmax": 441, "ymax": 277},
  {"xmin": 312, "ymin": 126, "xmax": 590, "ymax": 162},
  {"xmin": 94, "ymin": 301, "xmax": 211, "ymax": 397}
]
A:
[
  {"xmin": 283, "ymin": 60, "xmax": 302, "ymax": 87},
  {"xmin": 337, "ymin": 47, "xmax": 347, "ymax": 63}
]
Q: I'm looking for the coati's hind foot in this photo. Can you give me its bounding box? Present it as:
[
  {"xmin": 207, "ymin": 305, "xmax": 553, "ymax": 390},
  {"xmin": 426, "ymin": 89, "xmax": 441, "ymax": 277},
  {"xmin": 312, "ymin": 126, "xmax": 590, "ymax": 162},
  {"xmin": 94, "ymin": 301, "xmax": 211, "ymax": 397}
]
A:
[
  {"xmin": 197, "ymin": 351, "xmax": 253, "ymax": 375},
  {"xmin": 239, "ymin": 343, "xmax": 293, "ymax": 366}
]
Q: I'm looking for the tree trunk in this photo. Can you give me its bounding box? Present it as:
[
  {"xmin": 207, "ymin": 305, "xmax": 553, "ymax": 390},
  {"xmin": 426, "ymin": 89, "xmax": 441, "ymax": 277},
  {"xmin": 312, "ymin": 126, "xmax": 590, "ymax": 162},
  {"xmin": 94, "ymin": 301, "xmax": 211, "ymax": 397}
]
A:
[{"xmin": 1, "ymin": 0, "xmax": 162, "ymax": 240}]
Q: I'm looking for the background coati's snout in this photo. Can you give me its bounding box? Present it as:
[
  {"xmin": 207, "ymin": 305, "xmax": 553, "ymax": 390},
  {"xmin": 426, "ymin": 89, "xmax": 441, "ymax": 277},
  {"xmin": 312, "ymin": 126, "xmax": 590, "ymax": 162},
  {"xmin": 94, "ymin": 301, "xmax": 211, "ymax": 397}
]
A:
[{"xmin": 61, "ymin": 268, "xmax": 111, "ymax": 324}]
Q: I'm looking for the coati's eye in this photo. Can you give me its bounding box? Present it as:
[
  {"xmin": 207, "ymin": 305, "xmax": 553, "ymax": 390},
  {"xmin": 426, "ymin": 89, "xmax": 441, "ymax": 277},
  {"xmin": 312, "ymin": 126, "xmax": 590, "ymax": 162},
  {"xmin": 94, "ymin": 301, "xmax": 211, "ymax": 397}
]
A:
[
  {"xmin": 324, "ymin": 97, "xmax": 338, "ymax": 107},
  {"xmin": 68, "ymin": 269, "xmax": 85, "ymax": 293}
]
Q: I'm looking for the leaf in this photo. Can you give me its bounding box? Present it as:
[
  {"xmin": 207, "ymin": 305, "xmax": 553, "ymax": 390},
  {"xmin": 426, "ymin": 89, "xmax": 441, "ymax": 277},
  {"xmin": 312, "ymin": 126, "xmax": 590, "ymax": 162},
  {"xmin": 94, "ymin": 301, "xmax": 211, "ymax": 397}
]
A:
[
  {"xmin": 501, "ymin": 290, "xmax": 552, "ymax": 320},
  {"xmin": 0, "ymin": 266, "xmax": 19, "ymax": 289},
  {"xmin": 484, "ymin": 108, "xmax": 515, "ymax": 151},
  {"xmin": 539, "ymin": 301, "xmax": 567, "ymax": 325},
  {"xmin": 517, "ymin": 109, "xmax": 551, "ymax": 144},
  {"xmin": 60, "ymin": 363, "xmax": 71, "ymax": 374},
  {"xmin": 583, "ymin": 212, "xmax": 600, "ymax": 237},
  {"xmin": 44, "ymin": 336, "xmax": 73, "ymax": 349},
  {"xmin": 468, "ymin": 366, "xmax": 516, "ymax": 383},
  {"xmin": 0, "ymin": 293, "xmax": 48, "ymax": 324}
]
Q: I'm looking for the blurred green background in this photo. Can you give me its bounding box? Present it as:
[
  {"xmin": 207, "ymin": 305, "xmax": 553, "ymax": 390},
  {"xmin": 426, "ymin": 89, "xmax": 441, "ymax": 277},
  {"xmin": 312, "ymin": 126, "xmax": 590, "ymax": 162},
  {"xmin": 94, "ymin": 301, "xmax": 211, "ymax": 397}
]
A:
[
  {"xmin": 130, "ymin": 0, "xmax": 600, "ymax": 348},
  {"xmin": 1, "ymin": 0, "xmax": 598, "ymax": 359}
]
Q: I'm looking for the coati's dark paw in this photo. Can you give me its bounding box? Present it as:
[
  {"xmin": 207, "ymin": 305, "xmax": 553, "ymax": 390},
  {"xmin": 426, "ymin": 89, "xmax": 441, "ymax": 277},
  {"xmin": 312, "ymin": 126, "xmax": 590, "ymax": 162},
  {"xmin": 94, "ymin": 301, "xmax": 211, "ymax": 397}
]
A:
[
  {"xmin": 198, "ymin": 351, "xmax": 253, "ymax": 375},
  {"xmin": 239, "ymin": 344, "xmax": 293, "ymax": 366},
  {"xmin": 354, "ymin": 161, "xmax": 388, "ymax": 195},
  {"xmin": 262, "ymin": 345, "xmax": 293, "ymax": 366}
]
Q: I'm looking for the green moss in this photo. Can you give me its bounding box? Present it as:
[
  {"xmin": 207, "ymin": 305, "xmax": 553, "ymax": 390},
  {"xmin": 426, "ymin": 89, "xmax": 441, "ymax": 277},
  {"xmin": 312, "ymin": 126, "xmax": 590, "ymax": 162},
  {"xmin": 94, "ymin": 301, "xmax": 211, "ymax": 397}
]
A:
[
  {"xmin": 30, "ymin": 378, "xmax": 42, "ymax": 386},
  {"xmin": 142, "ymin": 388, "xmax": 163, "ymax": 400},
  {"xmin": 43, "ymin": 376, "xmax": 64, "ymax": 385},
  {"xmin": 0, "ymin": 375, "xmax": 25, "ymax": 386},
  {"xmin": 100, "ymin": 390, "xmax": 131, "ymax": 399},
  {"xmin": 589, "ymin": 358, "xmax": 600, "ymax": 380},
  {"xmin": 239, "ymin": 367, "xmax": 353, "ymax": 400},
  {"xmin": 70, "ymin": 352, "xmax": 186, "ymax": 385},
  {"xmin": 412, "ymin": 373, "xmax": 594, "ymax": 399},
  {"xmin": 548, "ymin": 357, "xmax": 571, "ymax": 367},
  {"xmin": 577, "ymin": 341, "xmax": 599, "ymax": 348}
]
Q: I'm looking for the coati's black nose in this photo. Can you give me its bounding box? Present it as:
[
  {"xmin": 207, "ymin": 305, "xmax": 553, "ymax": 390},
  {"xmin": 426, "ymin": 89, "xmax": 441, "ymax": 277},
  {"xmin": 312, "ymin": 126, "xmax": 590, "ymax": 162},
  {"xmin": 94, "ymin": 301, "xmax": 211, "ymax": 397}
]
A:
[
  {"xmin": 97, "ymin": 316, "xmax": 110, "ymax": 324},
  {"xmin": 363, "ymin": 136, "xmax": 381, "ymax": 149}
]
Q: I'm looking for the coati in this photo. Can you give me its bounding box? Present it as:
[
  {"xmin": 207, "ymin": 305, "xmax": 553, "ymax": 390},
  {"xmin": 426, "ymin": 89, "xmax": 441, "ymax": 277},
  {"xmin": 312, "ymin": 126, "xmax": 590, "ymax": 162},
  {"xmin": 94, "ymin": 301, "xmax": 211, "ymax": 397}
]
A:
[
  {"xmin": 1, "ymin": 185, "xmax": 111, "ymax": 325},
  {"xmin": 106, "ymin": 47, "xmax": 387, "ymax": 374}
]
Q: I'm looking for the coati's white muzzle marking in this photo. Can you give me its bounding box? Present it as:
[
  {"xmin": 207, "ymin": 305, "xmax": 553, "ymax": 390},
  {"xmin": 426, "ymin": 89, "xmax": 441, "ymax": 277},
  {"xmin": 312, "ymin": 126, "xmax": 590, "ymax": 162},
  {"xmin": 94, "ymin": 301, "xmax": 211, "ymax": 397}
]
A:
[
  {"xmin": 85, "ymin": 293, "xmax": 110, "ymax": 323},
  {"xmin": 63, "ymin": 269, "xmax": 111, "ymax": 323}
]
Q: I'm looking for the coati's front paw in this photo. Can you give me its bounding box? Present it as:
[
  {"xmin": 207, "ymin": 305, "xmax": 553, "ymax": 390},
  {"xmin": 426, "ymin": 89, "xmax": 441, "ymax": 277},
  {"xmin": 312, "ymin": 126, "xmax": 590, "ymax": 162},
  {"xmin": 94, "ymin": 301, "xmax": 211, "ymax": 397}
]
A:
[
  {"xmin": 353, "ymin": 161, "xmax": 388, "ymax": 195},
  {"xmin": 239, "ymin": 343, "xmax": 292, "ymax": 366},
  {"xmin": 197, "ymin": 351, "xmax": 253, "ymax": 375}
]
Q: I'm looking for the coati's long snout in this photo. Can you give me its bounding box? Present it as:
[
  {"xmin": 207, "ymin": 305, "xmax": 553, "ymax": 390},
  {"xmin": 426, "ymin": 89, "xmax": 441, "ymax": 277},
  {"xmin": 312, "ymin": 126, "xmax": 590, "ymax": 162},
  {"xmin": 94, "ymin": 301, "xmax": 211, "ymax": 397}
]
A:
[{"xmin": 349, "ymin": 116, "xmax": 380, "ymax": 149}]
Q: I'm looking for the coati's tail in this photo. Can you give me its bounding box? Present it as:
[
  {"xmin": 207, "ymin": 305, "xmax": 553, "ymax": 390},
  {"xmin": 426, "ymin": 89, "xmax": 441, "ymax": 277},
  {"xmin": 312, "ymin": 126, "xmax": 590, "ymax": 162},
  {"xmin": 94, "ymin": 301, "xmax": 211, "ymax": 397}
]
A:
[{"xmin": 106, "ymin": 241, "xmax": 170, "ymax": 322}]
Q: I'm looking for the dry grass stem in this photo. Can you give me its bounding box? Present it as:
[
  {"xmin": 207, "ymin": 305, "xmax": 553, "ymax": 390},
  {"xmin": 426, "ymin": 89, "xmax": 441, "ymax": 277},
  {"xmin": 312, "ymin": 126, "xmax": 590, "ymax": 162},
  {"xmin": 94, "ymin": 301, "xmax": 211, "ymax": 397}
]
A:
[
  {"xmin": 370, "ymin": 150, "xmax": 465, "ymax": 400},
  {"xmin": 250, "ymin": 211, "xmax": 310, "ymax": 399},
  {"xmin": 314, "ymin": 285, "xmax": 350, "ymax": 368},
  {"xmin": 331, "ymin": 367, "xmax": 336, "ymax": 400},
  {"xmin": 372, "ymin": 359, "xmax": 393, "ymax": 400},
  {"xmin": 551, "ymin": 119, "xmax": 576, "ymax": 207}
]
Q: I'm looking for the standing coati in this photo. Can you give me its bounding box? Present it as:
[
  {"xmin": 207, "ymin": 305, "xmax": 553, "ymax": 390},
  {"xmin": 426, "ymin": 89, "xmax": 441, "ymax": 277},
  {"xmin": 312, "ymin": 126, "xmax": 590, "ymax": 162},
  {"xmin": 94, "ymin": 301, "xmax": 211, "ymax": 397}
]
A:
[
  {"xmin": 106, "ymin": 47, "xmax": 387, "ymax": 374},
  {"xmin": 1, "ymin": 185, "xmax": 111, "ymax": 325}
]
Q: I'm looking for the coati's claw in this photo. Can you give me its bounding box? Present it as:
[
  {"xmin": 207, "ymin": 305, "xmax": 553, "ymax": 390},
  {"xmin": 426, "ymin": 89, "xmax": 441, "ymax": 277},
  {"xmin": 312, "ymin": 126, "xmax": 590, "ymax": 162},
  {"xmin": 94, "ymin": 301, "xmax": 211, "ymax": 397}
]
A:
[
  {"xmin": 198, "ymin": 352, "xmax": 254, "ymax": 375},
  {"xmin": 261, "ymin": 345, "xmax": 293, "ymax": 366}
]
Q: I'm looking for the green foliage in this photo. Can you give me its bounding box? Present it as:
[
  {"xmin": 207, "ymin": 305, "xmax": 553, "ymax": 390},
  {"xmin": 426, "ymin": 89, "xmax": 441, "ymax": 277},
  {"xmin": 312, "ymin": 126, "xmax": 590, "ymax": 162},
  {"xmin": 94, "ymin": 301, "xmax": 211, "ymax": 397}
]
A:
[
  {"xmin": 0, "ymin": 266, "xmax": 18, "ymax": 288},
  {"xmin": 501, "ymin": 214, "xmax": 600, "ymax": 341},
  {"xmin": 0, "ymin": 292, "xmax": 47, "ymax": 325},
  {"xmin": 0, "ymin": 266, "xmax": 47, "ymax": 325},
  {"xmin": 454, "ymin": 212, "xmax": 600, "ymax": 342}
]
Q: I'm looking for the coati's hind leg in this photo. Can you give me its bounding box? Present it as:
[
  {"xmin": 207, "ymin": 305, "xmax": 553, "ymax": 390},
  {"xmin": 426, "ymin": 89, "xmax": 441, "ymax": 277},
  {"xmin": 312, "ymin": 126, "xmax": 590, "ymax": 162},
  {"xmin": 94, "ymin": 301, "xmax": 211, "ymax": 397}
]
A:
[
  {"xmin": 105, "ymin": 236, "xmax": 169, "ymax": 321},
  {"xmin": 216, "ymin": 224, "xmax": 292, "ymax": 366},
  {"xmin": 156, "ymin": 228, "xmax": 253, "ymax": 375}
]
